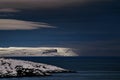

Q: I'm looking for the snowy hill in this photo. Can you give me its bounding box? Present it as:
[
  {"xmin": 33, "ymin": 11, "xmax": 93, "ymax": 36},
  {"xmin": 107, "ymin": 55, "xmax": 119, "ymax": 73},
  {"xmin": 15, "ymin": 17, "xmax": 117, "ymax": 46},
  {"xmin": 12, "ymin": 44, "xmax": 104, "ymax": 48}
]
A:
[
  {"xmin": 0, "ymin": 58, "xmax": 72, "ymax": 78},
  {"xmin": 0, "ymin": 47, "xmax": 78, "ymax": 56}
]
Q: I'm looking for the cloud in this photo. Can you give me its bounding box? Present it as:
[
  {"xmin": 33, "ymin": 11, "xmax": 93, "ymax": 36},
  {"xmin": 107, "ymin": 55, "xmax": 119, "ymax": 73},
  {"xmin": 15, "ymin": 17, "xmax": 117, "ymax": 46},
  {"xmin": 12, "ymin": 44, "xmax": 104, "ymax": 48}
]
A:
[
  {"xmin": 0, "ymin": 19, "xmax": 55, "ymax": 30},
  {"xmin": 0, "ymin": 0, "xmax": 111, "ymax": 9},
  {"xmin": 0, "ymin": 47, "xmax": 78, "ymax": 56},
  {"xmin": 59, "ymin": 40, "xmax": 120, "ymax": 56},
  {"xmin": 0, "ymin": 8, "xmax": 20, "ymax": 13}
]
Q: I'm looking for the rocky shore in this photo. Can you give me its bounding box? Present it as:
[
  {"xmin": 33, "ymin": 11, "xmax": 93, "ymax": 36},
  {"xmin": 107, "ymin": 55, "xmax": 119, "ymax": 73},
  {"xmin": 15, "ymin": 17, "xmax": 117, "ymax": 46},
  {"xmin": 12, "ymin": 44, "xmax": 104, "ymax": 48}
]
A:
[{"xmin": 0, "ymin": 58, "xmax": 74, "ymax": 78}]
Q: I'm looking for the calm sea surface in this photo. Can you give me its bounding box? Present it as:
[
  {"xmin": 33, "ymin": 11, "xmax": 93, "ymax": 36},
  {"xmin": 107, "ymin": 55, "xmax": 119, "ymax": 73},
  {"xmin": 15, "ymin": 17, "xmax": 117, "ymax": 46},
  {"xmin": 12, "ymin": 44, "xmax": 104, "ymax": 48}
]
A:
[{"xmin": 1, "ymin": 57, "xmax": 120, "ymax": 80}]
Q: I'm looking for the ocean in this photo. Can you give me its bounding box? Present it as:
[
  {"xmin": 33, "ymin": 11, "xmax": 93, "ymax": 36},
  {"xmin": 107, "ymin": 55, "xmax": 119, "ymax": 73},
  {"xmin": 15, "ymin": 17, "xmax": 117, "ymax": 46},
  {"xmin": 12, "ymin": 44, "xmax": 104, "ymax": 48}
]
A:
[{"xmin": 1, "ymin": 57, "xmax": 120, "ymax": 80}]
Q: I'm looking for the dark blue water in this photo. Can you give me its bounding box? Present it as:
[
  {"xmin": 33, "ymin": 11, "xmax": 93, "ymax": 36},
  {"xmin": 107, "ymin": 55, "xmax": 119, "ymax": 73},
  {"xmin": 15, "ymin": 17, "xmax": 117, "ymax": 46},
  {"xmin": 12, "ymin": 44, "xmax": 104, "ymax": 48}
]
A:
[{"xmin": 2, "ymin": 57, "xmax": 120, "ymax": 80}]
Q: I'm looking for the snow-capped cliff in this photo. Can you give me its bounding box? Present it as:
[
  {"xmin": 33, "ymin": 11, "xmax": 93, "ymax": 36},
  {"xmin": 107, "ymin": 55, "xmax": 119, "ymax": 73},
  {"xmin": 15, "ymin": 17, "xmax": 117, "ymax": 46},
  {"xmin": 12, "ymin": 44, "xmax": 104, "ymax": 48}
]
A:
[
  {"xmin": 0, "ymin": 47, "xmax": 78, "ymax": 56},
  {"xmin": 0, "ymin": 58, "xmax": 71, "ymax": 78}
]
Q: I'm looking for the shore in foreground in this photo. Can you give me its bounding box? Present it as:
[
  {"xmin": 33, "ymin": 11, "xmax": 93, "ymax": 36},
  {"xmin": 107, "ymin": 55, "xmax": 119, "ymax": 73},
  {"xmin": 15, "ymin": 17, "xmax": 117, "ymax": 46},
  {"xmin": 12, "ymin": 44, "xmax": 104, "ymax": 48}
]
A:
[{"xmin": 0, "ymin": 58, "xmax": 74, "ymax": 78}]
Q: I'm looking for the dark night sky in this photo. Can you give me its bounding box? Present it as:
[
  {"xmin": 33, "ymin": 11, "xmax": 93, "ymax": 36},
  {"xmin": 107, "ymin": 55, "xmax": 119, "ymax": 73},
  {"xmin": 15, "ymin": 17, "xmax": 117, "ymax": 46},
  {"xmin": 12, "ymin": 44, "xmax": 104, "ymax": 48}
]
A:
[{"xmin": 0, "ymin": 0, "xmax": 120, "ymax": 56}]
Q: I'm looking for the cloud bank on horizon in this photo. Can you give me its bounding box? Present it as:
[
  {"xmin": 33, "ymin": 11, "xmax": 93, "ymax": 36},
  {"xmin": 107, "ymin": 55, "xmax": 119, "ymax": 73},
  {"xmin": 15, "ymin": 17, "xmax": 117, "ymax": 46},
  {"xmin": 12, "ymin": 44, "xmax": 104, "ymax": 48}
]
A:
[
  {"xmin": 0, "ymin": 47, "xmax": 78, "ymax": 56},
  {"xmin": 0, "ymin": 19, "xmax": 55, "ymax": 30}
]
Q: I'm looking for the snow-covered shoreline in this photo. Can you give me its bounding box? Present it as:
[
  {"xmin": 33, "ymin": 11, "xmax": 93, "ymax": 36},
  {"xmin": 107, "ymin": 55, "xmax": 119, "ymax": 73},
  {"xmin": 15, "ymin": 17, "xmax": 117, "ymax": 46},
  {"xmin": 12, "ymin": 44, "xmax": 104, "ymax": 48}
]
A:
[{"xmin": 0, "ymin": 58, "xmax": 74, "ymax": 78}]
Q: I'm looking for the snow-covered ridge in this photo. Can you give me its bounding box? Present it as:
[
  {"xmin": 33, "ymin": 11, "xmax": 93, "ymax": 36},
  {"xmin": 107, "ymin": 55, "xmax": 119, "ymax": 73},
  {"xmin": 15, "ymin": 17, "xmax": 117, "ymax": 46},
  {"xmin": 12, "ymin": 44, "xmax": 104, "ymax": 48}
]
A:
[
  {"xmin": 0, "ymin": 47, "xmax": 78, "ymax": 56},
  {"xmin": 0, "ymin": 58, "xmax": 72, "ymax": 78}
]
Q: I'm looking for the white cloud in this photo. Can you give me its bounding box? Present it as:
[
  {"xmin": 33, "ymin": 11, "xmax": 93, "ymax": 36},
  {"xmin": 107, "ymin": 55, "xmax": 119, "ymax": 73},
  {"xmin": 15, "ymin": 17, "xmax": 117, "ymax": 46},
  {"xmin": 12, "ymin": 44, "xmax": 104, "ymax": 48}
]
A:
[
  {"xmin": 0, "ymin": 8, "xmax": 20, "ymax": 12},
  {"xmin": 0, "ymin": 47, "xmax": 78, "ymax": 56},
  {"xmin": 0, "ymin": 19, "xmax": 55, "ymax": 30},
  {"xmin": 0, "ymin": 0, "xmax": 111, "ymax": 9}
]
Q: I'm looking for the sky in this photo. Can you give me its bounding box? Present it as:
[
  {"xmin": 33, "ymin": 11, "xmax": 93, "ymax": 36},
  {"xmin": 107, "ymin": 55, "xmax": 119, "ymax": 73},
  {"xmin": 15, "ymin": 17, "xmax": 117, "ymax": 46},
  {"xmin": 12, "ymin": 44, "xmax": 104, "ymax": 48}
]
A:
[{"xmin": 0, "ymin": 0, "xmax": 120, "ymax": 56}]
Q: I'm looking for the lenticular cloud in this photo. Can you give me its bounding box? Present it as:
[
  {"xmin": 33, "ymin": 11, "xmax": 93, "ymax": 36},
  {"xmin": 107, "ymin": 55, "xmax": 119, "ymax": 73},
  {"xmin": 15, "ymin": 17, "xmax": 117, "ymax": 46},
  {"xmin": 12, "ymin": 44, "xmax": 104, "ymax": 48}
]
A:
[
  {"xmin": 0, "ymin": 19, "xmax": 55, "ymax": 30},
  {"xmin": 0, "ymin": 8, "xmax": 20, "ymax": 12},
  {"xmin": 0, "ymin": 0, "xmax": 110, "ymax": 9}
]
